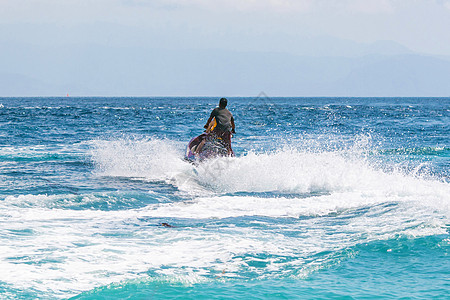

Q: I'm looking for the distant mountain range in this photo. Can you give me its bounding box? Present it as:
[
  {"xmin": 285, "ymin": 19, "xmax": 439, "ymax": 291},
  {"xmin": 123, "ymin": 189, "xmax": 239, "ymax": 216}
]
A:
[{"xmin": 1, "ymin": 41, "xmax": 449, "ymax": 96}]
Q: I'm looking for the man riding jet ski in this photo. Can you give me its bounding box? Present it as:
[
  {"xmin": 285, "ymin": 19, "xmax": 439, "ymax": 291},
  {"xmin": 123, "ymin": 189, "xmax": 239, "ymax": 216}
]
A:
[{"xmin": 185, "ymin": 98, "xmax": 235, "ymax": 162}]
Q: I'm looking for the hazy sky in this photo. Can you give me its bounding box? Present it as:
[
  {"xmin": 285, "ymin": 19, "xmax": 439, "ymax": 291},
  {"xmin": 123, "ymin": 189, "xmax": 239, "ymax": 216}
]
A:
[
  {"xmin": 2, "ymin": 0, "xmax": 450, "ymax": 55},
  {"xmin": 1, "ymin": 0, "xmax": 450, "ymax": 96}
]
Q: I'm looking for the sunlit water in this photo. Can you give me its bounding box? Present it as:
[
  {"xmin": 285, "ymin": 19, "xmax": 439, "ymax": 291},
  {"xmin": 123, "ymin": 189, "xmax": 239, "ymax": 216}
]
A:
[{"xmin": 0, "ymin": 97, "xmax": 448, "ymax": 299}]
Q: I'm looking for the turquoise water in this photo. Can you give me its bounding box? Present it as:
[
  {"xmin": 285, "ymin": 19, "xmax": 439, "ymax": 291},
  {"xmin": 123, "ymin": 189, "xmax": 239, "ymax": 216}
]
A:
[{"xmin": 0, "ymin": 97, "xmax": 448, "ymax": 299}]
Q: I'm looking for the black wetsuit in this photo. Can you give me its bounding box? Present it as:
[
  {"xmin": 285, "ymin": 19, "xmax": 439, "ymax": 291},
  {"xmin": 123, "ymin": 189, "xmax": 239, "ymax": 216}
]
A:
[
  {"xmin": 209, "ymin": 107, "xmax": 234, "ymax": 155},
  {"xmin": 210, "ymin": 107, "xmax": 234, "ymax": 132}
]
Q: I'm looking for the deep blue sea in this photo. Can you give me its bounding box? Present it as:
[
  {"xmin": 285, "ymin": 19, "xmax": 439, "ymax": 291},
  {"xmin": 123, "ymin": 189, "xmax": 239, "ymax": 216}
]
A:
[{"xmin": 0, "ymin": 97, "xmax": 449, "ymax": 299}]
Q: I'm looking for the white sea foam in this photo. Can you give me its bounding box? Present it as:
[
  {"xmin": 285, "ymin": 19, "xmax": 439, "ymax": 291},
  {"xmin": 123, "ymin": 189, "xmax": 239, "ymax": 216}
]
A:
[
  {"xmin": 90, "ymin": 137, "xmax": 450, "ymax": 213},
  {"xmin": 194, "ymin": 149, "xmax": 371, "ymax": 194},
  {"xmin": 0, "ymin": 190, "xmax": 446, "ymax": 298},
  {"xmin": 1, "ymin": 137, "xmax": 447, "ymax": 297},
  {"xmin": 0, "ymin": 144, "xmax": 87, "ymax": 158},
  {"xmin": 90, "ymin": 137, "xmax": 191, "ymax": 181},
  {"xmin": 1, "ymin": 193, "xmax": 143, "ymax": 209}
]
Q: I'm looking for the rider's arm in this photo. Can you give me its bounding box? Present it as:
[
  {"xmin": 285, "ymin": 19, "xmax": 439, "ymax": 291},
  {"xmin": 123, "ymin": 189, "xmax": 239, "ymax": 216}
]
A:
[
  {"xmin": 231, "ymin": 116, "xmax": 235, "ymax": 134},
  {"xmin": 204, "ymin": 109, "xmax": 217, "ymax": 129},
  {"xmin": 204, "ymin": 116, "xmax": 214, "ymax": 129}
]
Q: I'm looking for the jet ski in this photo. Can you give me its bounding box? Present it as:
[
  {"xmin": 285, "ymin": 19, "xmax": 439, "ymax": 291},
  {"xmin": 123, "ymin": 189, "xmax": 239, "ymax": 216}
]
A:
[{"xmin": 185, "ymin": 119, "xmax": 233, "ymax": 163}]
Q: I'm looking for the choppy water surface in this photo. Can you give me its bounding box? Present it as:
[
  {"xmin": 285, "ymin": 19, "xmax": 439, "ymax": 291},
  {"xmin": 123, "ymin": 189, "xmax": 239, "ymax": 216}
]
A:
[{"xmin": 0, "ymin": 97, "xmax": 449, "ymax": 299}]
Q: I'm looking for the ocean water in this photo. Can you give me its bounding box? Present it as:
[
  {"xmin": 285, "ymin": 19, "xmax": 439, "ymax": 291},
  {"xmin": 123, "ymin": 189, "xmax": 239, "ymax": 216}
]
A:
[{"xmin": 0, "ymin": 97, "xmax": 448, "ymax": 299}]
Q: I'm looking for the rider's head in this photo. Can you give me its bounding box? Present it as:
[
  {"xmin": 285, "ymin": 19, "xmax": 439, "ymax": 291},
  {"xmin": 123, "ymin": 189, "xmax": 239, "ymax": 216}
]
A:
[{"xmin": 219, "ymin": 98, "xmax": 228, "ymax": 108}]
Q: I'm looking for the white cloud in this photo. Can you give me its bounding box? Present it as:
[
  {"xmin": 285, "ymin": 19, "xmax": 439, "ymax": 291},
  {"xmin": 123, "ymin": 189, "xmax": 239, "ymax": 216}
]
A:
[
  {"xmin": 444, "ymin": 0, "xmax": 450, "ymax": 10},
  {"xmin": 122, "ymin": 0, "xmax": 314, "ymax": 13},
  {"xmin": 121, "ymin": 0, "xmax": 396, "ymax": 14},
  {"xmin": 344, "ymin": 0, "xmax": 396, "ymax": 14},
  {"xmin": 1, "ymin": 0, "xmax": 450, "ymax": 55},
  {"xmin": 3, "ymin": 0, "xmax": 447, "ymax": 25}
]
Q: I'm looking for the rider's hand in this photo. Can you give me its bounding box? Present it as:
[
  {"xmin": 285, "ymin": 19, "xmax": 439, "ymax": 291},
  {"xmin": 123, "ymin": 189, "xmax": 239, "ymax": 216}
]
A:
[
  {"xmin": 231, "ymin": 129, "xmax": 236, "ymax": 134},
  {"xmin": 203, "ymin": 124, "xmax": 208, "ymax": 129}
]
